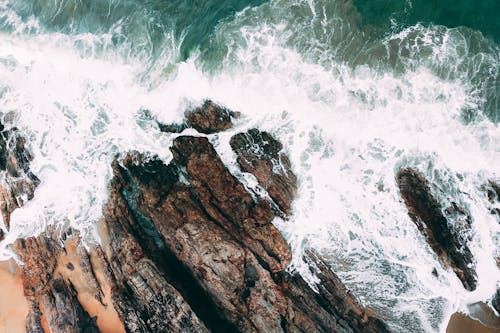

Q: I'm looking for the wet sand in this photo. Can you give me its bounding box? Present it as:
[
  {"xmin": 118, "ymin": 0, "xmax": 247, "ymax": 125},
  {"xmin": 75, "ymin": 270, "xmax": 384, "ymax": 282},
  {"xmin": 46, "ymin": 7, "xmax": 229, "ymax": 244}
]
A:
[
  {"xmin": 0, "ymin": 260, "xmax": 28, "ymax": 333},
  {"xmin": 447, "ymin": 310, "xmax": 500, "ymax": 333},
  {"xmin": 54, "ymin": 238, "xmax": 125, "ymax": 333}
]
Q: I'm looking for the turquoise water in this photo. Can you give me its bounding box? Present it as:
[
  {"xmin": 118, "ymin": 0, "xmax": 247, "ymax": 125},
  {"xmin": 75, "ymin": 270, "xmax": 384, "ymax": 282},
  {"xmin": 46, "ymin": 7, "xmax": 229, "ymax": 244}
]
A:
[{"xmin": 0, "ymin": 1, "xmax": 498, "ymax": 332}]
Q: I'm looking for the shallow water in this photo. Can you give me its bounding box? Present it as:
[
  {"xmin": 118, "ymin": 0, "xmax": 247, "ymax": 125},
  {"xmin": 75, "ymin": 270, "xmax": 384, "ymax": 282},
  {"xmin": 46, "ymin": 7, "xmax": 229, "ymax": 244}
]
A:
[{"xmin": 0, "ymin": 0, "xmax": 498, "ymax": 332}]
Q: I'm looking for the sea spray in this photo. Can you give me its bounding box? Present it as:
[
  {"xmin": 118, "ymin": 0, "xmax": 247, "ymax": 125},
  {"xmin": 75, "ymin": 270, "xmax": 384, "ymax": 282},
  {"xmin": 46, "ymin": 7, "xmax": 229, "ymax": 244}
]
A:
[{"xmin": 0, "ymin": 0, "xmax": 498, "ymax": 332}]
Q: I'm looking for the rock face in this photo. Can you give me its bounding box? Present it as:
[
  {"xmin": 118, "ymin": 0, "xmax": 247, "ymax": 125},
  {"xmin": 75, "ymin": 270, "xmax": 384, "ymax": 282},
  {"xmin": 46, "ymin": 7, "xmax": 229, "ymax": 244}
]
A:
[
  {"xmin": 158, "ymin": 100, "xmax": 240, "ymax": 134},
  {"xmin": 100, "ymin": 134, "xmax": 389, "ymax": 333},
  {"xmin": 0, "ymin": 122, "xmax": 40, "ymax": 229},
  {"xmin": 230, "ymin": 129, "xmax": 297, "ymax": 215},
  {"xmin": 396, "ymin": 168, "xmax": 477, "ymax": 291},
  {"xmin": 8, "ymin": 102, "xmax": 390, "ymax": 333},
  {"xmin": 100, "ymin": 172, "xmax": 211, "ymax": 333},
  {"xmin": 13, "ymin": 232, "xmax": 100, "ymax": 333}
]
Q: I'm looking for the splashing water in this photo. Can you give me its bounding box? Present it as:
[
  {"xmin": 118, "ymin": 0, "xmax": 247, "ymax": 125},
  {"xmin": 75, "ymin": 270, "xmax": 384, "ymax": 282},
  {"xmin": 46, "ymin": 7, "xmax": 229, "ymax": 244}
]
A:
[{"xmin": 0, "ymin": 0, "xmax": 498, "ymax": 331}]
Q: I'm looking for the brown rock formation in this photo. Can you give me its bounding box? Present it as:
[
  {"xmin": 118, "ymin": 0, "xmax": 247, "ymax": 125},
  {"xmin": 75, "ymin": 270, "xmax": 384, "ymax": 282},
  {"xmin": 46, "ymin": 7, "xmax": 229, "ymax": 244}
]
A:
[
  {"xmin": 99, "ymin": 176, "xmax": 211, "ymax": 333},
  {"xmin": 158, "ymin": 100, "xmax": 240, "ymax": 134},
  {"xmin": 13, "ymin": 232, "xmax": 101, "ymax": 333},
  {"xmin": 230, "ymin": 129, "xmax": 297, "ymax": 215},
  {"xmin": 6, "ymin": 102, "xmax": 389, "ymax": 332},
  {"xmin": 396, "ymin": 168, "xmax": 477, "ymax": 291},
  {"xmin": 0, "ymin": 122, "xmax": 40, "ymax": 229},
  {"xmin": 101, "ymin": 134, "xmax": 389, "ymax": 333}
]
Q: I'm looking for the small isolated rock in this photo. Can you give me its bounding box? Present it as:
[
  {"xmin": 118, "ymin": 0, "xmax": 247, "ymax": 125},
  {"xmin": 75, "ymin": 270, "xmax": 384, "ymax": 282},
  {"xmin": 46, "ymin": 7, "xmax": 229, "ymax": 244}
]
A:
[
  {"xmin": 396, "ymin": 168, "xmax": 477, "ymax": 291},
  {"xmin": 482, "ymin": 180, "xmax": 500, "ymax": 219},
  {"xmin": 159, "ymin": 100, "xmax": 240, "ymax": 134},
  {"xmin": 230, "ymin": 128, "xmax": 297, "ymax": 215}
]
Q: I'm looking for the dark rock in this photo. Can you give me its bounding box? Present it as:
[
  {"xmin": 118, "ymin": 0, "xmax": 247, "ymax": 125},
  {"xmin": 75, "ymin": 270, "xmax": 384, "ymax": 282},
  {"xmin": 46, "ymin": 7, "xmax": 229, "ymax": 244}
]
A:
[
  {"xmin": 492, "ymin": 289, "xmax": 500, "ymax": 314},
  {"xmin": 485, "ymin": 181, "xmax": 500, "ymax": 203},
  {"xmin": 13, "ymin": 234, "xmax": 61, "ymax": 297},
  {"xmin": 396, "ymin": 168, "xmax": 477, "ymax": 291},
  {"xmin": 0, "ymin": 123, "xmax": 40, "ymax": 229},
  {"xmin": 25, "ymin": 299, "xmax": 44, "ymax": 333},
  {"xmin": 230, "ymin": 129, "xmax": 297, "ymax": 215},
  {"xmin": 482, "ymin": 180, "xmax": 500, "ymax": 219},
  {"xmin": 158, "ymin": 100, "xmax": 239, "ymax": 134}
]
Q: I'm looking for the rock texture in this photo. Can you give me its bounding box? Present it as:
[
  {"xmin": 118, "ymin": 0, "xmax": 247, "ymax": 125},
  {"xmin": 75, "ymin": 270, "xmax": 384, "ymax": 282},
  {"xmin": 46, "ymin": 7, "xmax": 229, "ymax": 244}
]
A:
[
  {"xmin": 13, "ymin": 232, "xmax": 101, "ymax": 333},
  {"xmin": 8, "ymin": 103, "xmax": 390, "ymax": 333},
  {"xmin": 100, "ymin": 174, "xmax": 211, "ymax": 333},
  {"xmin": 396, "ymin": 168, "xmax": 477, "ymax": 291},
  {"xmin": 230, "ymin": 129, "xmax": 297, "ymax": 215},
  {"xmin": 99, "ymin": 134, "xmax": 389, "ymax": 333},
  {"xmin": 158, "ymin": 100, "xmax": 239, "ymax": 134},
  {"xmin": 0, "ymin": 121, "xmax": 40, "ymax": 229}
]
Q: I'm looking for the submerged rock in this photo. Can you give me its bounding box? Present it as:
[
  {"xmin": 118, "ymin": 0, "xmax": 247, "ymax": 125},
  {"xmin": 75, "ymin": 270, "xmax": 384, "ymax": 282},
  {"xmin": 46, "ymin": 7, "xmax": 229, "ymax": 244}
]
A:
[
  {"xmin": 482, "ymin": 180, "xmax": 500, "ymax": 219},
  {"xmin": 230, "ymin": 128, "xmax": 297, "ymax": 215},
  {"xmin": 158, "ymin": 100, "xmax": 240, "ymax": 134},
  {"xmin": 396, "ymin": 168, "xmax": 477, "ymax": 291},
  {"xmin": 492, "ymin": 289, "xmax": 500, "ymax": 314}
]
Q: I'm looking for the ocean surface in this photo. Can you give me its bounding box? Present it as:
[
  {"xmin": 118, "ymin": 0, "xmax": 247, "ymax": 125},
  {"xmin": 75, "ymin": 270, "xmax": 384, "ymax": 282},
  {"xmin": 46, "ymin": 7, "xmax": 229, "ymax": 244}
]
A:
[{"xmin": 0, "ymin": 0, "xmax": 498, "ymax": 332}]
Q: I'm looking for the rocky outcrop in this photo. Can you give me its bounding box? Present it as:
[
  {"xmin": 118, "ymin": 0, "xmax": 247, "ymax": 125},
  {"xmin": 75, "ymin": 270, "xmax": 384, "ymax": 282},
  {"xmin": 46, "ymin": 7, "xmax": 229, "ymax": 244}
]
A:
[
  {"xmin": 230, "ymin": 129, "xmax": 297, "ymax": 215},
  {"xmin": 396, "ymin": 168, "xmax": 477, "ymax": 291},
  {"xmin": 158, "ymin": 100, "xmax": 240, "ymax": 134},
  {"xmin": 0, "ymin": 121, "xmax": 40, "ymax": 229},
  {"xmin": 8, "ymin": 102, "xmax": 389, "ymax": 333},
  {"xmin": 100, "ymin": 174, "xmax": 211, "ymax": 333},
  {"xmin": 102, "ymin": 134, "xmax": 389, "ymax": 333},
  {"xmin": 13, "ymin": 232, "xmax": 100, "ymax": 333}
]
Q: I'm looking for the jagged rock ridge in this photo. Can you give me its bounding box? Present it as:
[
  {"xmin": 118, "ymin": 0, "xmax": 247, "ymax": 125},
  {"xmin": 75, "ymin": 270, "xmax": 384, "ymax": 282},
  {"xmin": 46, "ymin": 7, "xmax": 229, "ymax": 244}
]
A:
[
  {"xmin": 396, "ymin": 168, "xmax": 477, "ymax": 291},
  {"xmin": 0, "ymin": 119, "xmax": 40, "ymax": 231},
  {"xmin": 6, "ymin": 102, "xmax": 390, "ymax": 332}
]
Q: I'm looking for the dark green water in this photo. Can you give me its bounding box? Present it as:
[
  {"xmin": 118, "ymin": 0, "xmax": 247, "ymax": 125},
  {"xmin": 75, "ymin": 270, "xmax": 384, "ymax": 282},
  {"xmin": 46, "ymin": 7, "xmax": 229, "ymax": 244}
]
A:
[{"xmin": 354, "ymin": 0, "xmax": 500, "ymax": 42}]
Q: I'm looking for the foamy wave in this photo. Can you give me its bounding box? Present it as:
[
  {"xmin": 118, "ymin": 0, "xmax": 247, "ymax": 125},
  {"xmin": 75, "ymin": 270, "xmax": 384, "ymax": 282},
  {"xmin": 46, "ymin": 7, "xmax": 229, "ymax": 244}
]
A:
[{"xmin": 0, "ymin": 0, "xmax": 497, "ymax": 332}]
